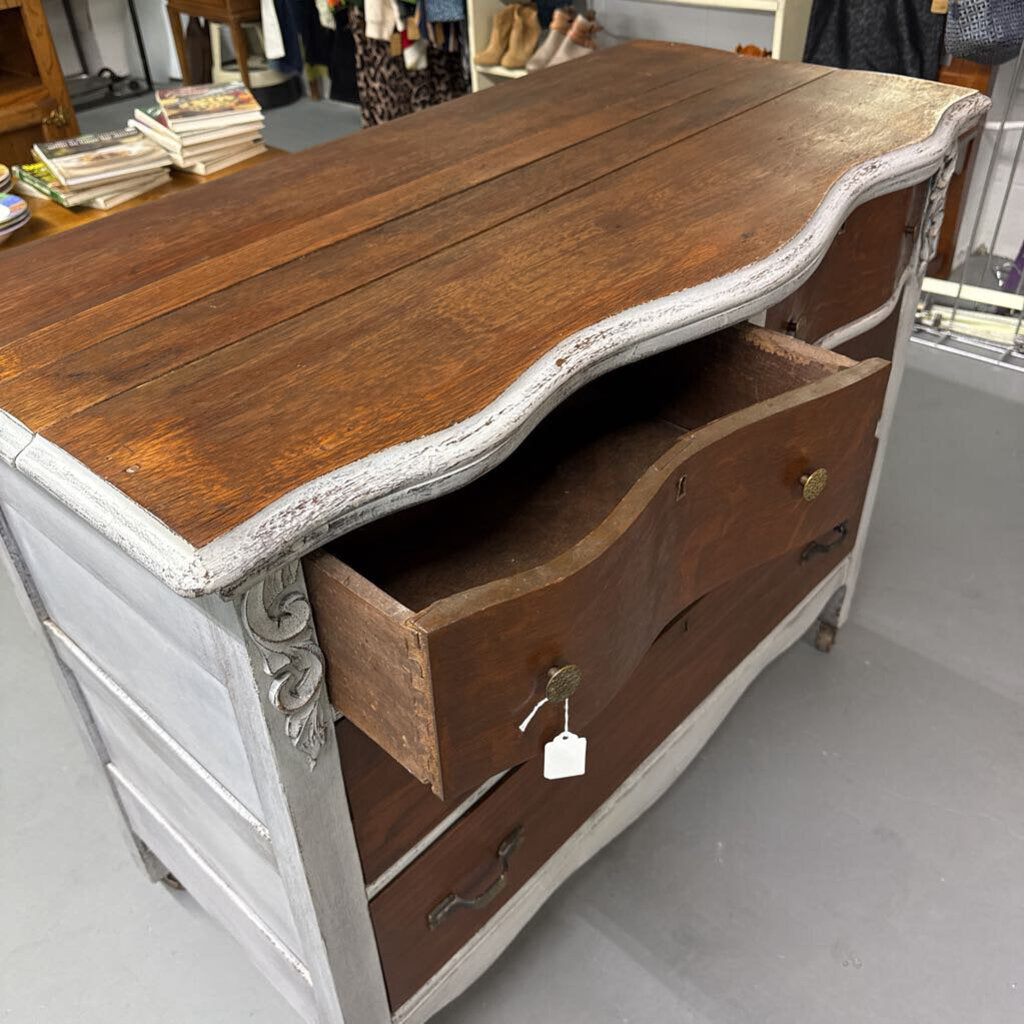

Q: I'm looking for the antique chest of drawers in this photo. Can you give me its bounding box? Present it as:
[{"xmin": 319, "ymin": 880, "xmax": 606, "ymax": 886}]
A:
[{"xmin": 0, "ymin": 42, "xmax": 987, "ymax": 1024}]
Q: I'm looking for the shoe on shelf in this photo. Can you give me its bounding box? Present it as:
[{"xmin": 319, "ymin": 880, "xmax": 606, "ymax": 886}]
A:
[
  {"xmin": 546, "ymin": 10, "xmax": 599, "ymax": 66},
  {"xmin": 502, "ymin": 4, "xmax": 542, "ymax": 68},
  {"xmin": 475, "ymin": 3, "xmax": 518, "ymax": 66},
  {"xmin": 526, "ymin": 5, "xmax": 574, "ymax": 72}
]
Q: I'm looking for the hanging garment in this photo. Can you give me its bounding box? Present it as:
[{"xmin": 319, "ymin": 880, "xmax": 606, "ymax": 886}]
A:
[
  {"xmin": 185, "ymin": 16, "xmax": 213, "ymax": 83},
  {"xmin": 329, "ymin": 14, "xmax": 360, "ymax": 103},
  {"xmin": 349, "ymin": 5, "xmax": 467, "ymax": 127},
  {"xmin": 424, "ymin": 0, "xmax": 465, "ymax": 23},
  {"xmin": 803, "ymin": 0, "xmax": 945, "ymax": 80}
]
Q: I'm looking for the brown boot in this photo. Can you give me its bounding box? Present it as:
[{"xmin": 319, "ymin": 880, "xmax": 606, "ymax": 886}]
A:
[
  {"xmin": 475, "ymin": 4, "xmax": 518, "ymax": 66},
  {"xmin": 546, "ymin": 11, "xmax": 598, "ymax": 65},
  {"xmin": 501, "ymin": 4, "xmax": 541, "ymax": 68},
  {"xmin": 526, "ymin": 5, "xmax": 574, "ymax": 72}
]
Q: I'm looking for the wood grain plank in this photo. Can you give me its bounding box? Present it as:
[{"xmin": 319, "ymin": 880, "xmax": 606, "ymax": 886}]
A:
[
  {"xmin": 0, "ymin": 42, "xmax": 729, "ymax": 357},
  {"xmin": 33, "ymin": 69, "xmax": 964, "ymax": 547},
  {"xmin": 2, "ymin": 58, "xmax": 829, "ymax": 428}
]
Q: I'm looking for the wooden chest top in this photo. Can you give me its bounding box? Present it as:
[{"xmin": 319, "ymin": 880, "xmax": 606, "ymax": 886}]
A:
[{"xmin": 0, "ymin": 42, "xmax": 985, "ymax": 594}]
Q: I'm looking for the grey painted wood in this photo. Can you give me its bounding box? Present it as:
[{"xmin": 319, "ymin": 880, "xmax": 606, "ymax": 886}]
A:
[
  {"xmin": 394, "ymin": 559, "xmax": 852, "ymax": 1024},
  {"xmin": 110, "ymin": 765, "xmax": 319, "ymax": 1024},
  {"xmin": 5, "ymin": 92, "xmax": 988, "ymax": 598},
  {"xmin": 0, "ymin": 460, "xmax": 238, "ymax": 649},
  {"xmin": 1, "ymin": 498, "xmax": 264, "ymax": 815},
  {"xmin": 0, "ymin": 503, "xmax": 171, "ymax": 885},
  {"xmin": 49, "ymin": 625, "xmax": 303, "ymax": 954},
  {"xmin": 223, "ymin": 562, "xmax": 392, "ymax": 1024}
]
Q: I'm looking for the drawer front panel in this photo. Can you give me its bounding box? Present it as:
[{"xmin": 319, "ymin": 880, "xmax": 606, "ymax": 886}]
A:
[
  {"xmin": 110, "ymin": 768, "xmax": 317, "ymax": 1024},
  {"xmin": 52, "ymin": 632, "xmax": 301, "ymax": 954},
  {"xmin": 415, "ymin": 357, "xmax": 888, "ymax": 797},
  {"xmin": 311, "ymin": 332, "xmax": 889, "ymax": 801},
  {"xmin": 370, "ymin": 534, "xmax": 856, "ymax": 1008},
  {"xmin": 3, "ymin": 504, "xmax": 262, "ymax": 815},
  {"xmin": 764, "ymin": 184, "xmax": 927, "ymax": 344}
]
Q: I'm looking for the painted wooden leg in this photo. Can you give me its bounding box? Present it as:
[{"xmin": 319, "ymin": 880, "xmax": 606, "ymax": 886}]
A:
[
  {"xmin": 0, "ymin": 506, "xmax": 174, "ymax": 885},
  {"xmin": 228, "ymin": 18, "xmax": 253, "ymax": 90},
  {"xmin": 166, "ymin": 5, "xmax": 191, "ymax": 85},
  {"xmin": 218, "ymin": 562, "xmax": 391, "ymax": 1024}
]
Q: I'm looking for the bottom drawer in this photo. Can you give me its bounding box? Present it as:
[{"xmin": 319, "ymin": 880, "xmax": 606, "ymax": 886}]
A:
[{"xmin": 368, "ymin": 523, "xmax": 857, "ymax": 1008}]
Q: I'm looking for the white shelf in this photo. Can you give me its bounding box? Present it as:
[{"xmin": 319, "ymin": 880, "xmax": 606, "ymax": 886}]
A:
[
  {"xmin": 636, "ymin": 0, "xmax": 778, "ymax": 11},
  {"xmin": 476, "ymin": 64, "xmax": 529, "ymax": 79}
]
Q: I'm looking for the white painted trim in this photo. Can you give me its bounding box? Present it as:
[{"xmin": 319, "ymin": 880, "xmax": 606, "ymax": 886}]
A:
[
  {"xmin": 8, "ymin": 93, "xmax": 989, "ymax": 597},
  {"xmin": 365, "ymin": 771, "xmax": 509, "ymax": 900},
  {"xmin": 817, "ymin": 267, "xmax": 911, "ymax": 351},
  {"xmin": 836, "ymin": 281, "xmax": 921, "ymax": 628},
  {"xmin": 394, "ymin": 558, "xmax": 851, "ymax": 1024},
  {"xmin": 0, "ymin": 409, "xmax": 32, "ymax": 466},
  {"xmin": 45, "ymin": 620, "xmax": 271, "ymax": 847}
]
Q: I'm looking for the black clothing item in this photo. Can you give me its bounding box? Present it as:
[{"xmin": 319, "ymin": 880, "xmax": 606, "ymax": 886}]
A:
[
  {"xmin": 185, "ymin": 16, "xmax": 213, "ymax": 83},
  {"xmin": 803, "ymin": 0, "xmax": 945, "ymax": 80}
]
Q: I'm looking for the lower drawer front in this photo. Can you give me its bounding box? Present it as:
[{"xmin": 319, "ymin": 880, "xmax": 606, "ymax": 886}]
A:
[{"xmin": 369, "ymin": 529, "xmax": 856, "ymax": 1009}]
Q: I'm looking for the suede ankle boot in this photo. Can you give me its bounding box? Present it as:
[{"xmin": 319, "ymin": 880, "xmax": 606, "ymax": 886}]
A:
[
  {"xmin": 501, "ymin": 4, "xmax": 542, "ymax": 68},
  {"xmin": 475, "ymin": 4, "xmax": 518, "ymax": 65}
]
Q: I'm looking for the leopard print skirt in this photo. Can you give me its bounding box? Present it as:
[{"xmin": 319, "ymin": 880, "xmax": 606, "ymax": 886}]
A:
[{"xmin": 348, "ymin": 6, "xmax": 468, "ymax": 128}]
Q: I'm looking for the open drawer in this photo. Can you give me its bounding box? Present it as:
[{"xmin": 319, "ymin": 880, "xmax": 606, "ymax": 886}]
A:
[{"xmin": 305, "ymin": 327, "xmax": 890, "ymax": 798}]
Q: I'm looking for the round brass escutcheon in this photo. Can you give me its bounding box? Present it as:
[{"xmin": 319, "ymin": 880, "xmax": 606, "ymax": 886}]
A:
[
  {"xmin": 800, "ymin": 467, "xmax": 828, "ymax": 502},
  {"xmin": 546, "ymin": 664, "xmax": 582, "ymax": 702}
]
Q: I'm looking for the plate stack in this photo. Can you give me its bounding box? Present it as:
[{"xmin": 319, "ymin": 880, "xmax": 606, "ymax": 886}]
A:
[
  {"xmin": 130, "ymin": 83, "xmax": 266, "ymax": 176},
  {"xmin": 0, "ymin": 187, "xmax": 30, "ymax": 246}
]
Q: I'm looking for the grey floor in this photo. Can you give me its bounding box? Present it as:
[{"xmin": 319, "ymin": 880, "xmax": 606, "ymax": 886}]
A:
[
  {"xmin": 76, "ymin": 88, "xmax": 362, "ymax": 152},
  {"xmin": 2, "ymin": 342, "xmax": 1022, "ymax": 1022}
]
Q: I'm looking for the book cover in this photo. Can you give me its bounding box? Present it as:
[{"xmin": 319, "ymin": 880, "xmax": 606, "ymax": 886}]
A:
[
  {"xmin": 155, "ymin": 83, "xmax": 263, "ymax": 130},
  {"xmin": 33, "ymin": 128, "xmax": 170, "ymax": 185},
  {"xmin": 16, "ymin": 160, "xmax": 168, "ymax": 205},
  {"xmin": 12, "ymin": 163, "xmax": 71, "ymax": 206},
  {"xmin": 132, "ymin": 106, "xmax": 174, "ymax": 139},
  {"xmin": 179, "ymin": 143, "xmax": 267, "ymax": 177},
  {"xmin": 130, "ymin": 115, "xmax": 261, "ymax": 154},
  {"xmin": 84, "ymin": 170, "xmax": 171, "ymax": 209}
]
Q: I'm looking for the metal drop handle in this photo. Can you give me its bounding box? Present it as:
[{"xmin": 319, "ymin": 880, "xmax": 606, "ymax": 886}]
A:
[
  {"xmin": 426, "ymin": 826, "xmax": 525, "ymax": 930},
  {"xmin": 800, "ymin": 521, "xmax": 849, "ymax": 562}
]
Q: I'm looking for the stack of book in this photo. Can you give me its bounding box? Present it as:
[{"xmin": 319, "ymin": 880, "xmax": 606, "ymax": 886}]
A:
[
  {"xmin": 130, "ymin": 83, "xmax": 266, "ymax": 176},
  {"xmin": 25, "ymin": 128, "xmax": 172, "ymax": 209}
]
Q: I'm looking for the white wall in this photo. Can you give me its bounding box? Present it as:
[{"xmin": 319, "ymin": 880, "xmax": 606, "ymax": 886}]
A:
[
  {"xmin": 43, "ymin": 0, "xmax": 181, "ymax": 84},
  {"xmin": 592, "ymin": 0, "xmax": 773, "ymax": 52}
]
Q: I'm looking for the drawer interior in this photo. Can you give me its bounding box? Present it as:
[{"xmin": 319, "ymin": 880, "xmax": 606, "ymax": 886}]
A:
[{"xmin": 326, "ymin": 329, "xmax": 848, "ymax": 610}]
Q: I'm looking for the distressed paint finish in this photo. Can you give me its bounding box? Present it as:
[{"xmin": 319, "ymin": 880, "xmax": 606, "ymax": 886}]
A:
[
  {"xmin": 0, "ymin": 67, "xmax": 987, "ymax": 597},
  {"xmin": 238, "ymin": 562, "xmax": 329, "ymax": 770},
  {"xmin": 228, "ymin": 563, "xmax": 392, "ymax": 1024}
]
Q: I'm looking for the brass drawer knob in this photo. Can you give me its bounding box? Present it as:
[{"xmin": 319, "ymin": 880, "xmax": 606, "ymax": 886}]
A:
[
  {"xmin": 799, "ymin": 468, "xmax": 828, "ymax": 502},
  {"xmin": 546, "ymin": 664, "xmax": 581, "ymax": 702}
]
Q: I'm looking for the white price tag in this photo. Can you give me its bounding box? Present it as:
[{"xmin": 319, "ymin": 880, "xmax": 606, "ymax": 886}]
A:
[{"xmin": 544, "ymin": 730, "xmax": 587, "ymax": 780}]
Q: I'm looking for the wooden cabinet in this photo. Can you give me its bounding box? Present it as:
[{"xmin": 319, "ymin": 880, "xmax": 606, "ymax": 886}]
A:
[
  {"xmin": 0, "ymin": 43, "xmax": 988, "ymax": 1024},
  {"xmin": 307, "ymin": 328, "xmax": 889, "ymax": 799},
  {"xmin": 0, "ymin": 0, "xmax": 78, "ymax": 167}
]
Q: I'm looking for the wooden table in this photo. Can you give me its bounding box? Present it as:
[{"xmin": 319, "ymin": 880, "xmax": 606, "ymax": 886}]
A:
[
  {"xmin": 0, "ymin": 43, "xmax": 987, "ymax": 1024},
  {"xmin": 5, "ymin": 146, "xmax": 280, "ymax": 247}
]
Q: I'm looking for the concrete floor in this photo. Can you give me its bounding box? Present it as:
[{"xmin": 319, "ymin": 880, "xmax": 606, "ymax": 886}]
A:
[
  {"xmin": 77, "ymin": 88, "xmax": 362, "ymax": 152},
  {"xmin": 2, "ymin": 342, "xmax": 1023, "ymax": 1023}
]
